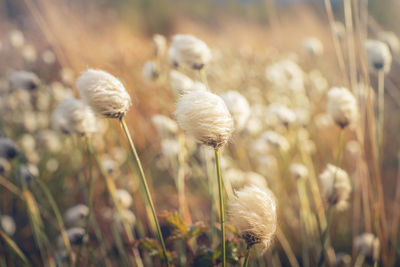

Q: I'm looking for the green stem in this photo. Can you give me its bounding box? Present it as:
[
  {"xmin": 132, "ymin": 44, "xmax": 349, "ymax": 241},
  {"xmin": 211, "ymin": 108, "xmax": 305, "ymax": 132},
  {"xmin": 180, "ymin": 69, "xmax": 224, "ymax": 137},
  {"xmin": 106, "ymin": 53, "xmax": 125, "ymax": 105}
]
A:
[
  {"xmin": 215, "ymin": 149, "xmax": 226, "ymax": 267},
  {"xmin": 243, "ymin": 247, "xmax": 251, "ymax": 267},
  {"xmin": 336, "ymin": 129, "xmax": 345, "ymax": 168},
  {"xmin": 76, "ymin": 137, "xmax": 95, "ymax": 267},
  {"xmin": 120, "ymin": 118, "xmax": 169, "ymax": 267},
  {"xmin": 377, "ymin": 70, "xmax": 385, "ymax": 164},
  {"xmin": 317, "ymin": 205, "xmax": 333, "ymax": 267}
]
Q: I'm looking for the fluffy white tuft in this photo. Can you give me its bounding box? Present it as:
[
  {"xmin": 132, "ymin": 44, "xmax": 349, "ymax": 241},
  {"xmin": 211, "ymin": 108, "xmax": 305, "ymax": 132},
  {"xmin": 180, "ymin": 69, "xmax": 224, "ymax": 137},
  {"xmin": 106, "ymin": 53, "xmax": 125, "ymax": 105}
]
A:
[
  {"xmin": 52, "ymin": 98, "xmax": 98, "ymax": 136},
  {"xmin": 229, "ymin": 186, "xmax": 277, "ymax": 251},
  {"xmin": 169, "ymin": 34, "xmax": 211, "ymax": 70},
  {"xmin": 175, "ymin": 90, "xmax": 233, "ymax": 149},
  {"xmin": 364, "ymin": 40, "xmax": 392, "ymax": 74},
  {"xmin": 290, "ymin": 163, "xmax": 308, "ymax": 180},
  {"xmin": 355, "ymin": 233, "xmax": 380, "ymax": 261},
  {"xmin": 64, "ymin": 204, "xmax": 89, "ymax": 228},
  {"xmin": 77, "ymin": 69, "xmax": 131, "ymax": 119},
  {"xmin": 319, "ymin": 164, "xmax": 352, "ymax": 210},
  {"xmin": 220, "ymin": 91, "xmax": 251, "ymax": 132},
  {"xmin": 327, "ymin": 87, "xmax": 358, "ymax": 128}
]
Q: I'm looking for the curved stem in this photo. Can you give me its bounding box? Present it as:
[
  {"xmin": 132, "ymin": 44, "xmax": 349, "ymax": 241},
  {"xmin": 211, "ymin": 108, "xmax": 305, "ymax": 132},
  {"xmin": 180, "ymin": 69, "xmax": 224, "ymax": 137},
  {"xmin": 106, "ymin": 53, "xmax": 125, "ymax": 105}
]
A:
[
  {"xmin": 120, "ymin": 118, "xmax": 170, "ymax": 267},
  {"xmin": 215, "ymin": 149, "xmax": 226, "ymax": 267},
  {"xmin": 377, "ymin": 70, "xmax": 385, "ymax": 164},
  {"xmin": 317, "ymin": 205, "xmax": 333, "ymax": 267},
  {"xmin": 243, "ymin": 247, "xmax": 251, "ymax": 267}
]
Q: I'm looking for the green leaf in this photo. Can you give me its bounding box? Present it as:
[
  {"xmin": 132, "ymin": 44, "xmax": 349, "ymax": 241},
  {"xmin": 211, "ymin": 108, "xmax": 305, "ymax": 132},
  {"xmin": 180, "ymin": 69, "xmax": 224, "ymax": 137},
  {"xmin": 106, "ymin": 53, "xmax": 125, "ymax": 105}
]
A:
[{"xmin": 0, "ymin": 230, "xmax": 29, "ymax": 265}]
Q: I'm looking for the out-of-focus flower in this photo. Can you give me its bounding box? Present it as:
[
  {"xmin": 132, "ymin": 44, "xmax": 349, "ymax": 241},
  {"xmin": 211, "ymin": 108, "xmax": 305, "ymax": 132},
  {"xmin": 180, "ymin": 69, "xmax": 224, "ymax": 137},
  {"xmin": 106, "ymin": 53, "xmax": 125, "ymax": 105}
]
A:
[
  {"xmin": 175, "ymin": 90, "xmax": 233, "ymax": 149},
  {"xmin": 265, "ymin": 59, "xmax": 305, "ymax": 92},
  {"xmin": 114, "ymin": 209, "xmax": 136, "ymax": 230},
  {"xmin": 169, "ymin": 34, "xmax": 211, "ymax": 70},
  {"xmin": 169, "ymin": 70, "xmax": 206, "ymax": 95},
  {"xmin": 354, "ymin": 233, "xmax": 380, "ymax": 262},
  {"xmin": 364, "ymin": 40, "xmax": 392, "ymax": 74},
  {"xmin": 64, "ymin": 204, "xmax": 89, "ymax": 227},
  {"xmin": 327, "ymin": 87, "xmax": 358, "ymax": 128},
  {"xmin": 290, "ymin": 163, "xmax": 308, "ymax": 180},
  {"xmin": 9, "ymin": 30, "xmax": 24, "ymax": 48},
  {"xmin": 229, "ymin": 186, "xmax": 277, "ymax": 252},
  {"xmin": 302, "ymin": 37, "xmax": 324, "ymax": 57},
  {"xmin": 77, "ymin": 69, "xmax": 131, "ymax": 119},
  {"xmin": 152, "ymin": 115, "xmax": 179, "ymax": 138},
  {"xmin": 267, "ymin": 104, "xmax": 296, "ymax": 127},
  {"xmin": 260, "ymin": 131, "xmax": 290, "ymax": 152},
  {"xmin": 0, "ymin": 138, "xmax": 19, "ymax": 159},
  {"xmin": 52, "ymin": 98, "xmax": 98, "ymax": 136},
  {"xmin": 42, "ymin": 50, "xmax": 56, "ymax": 64},
  {"xmin": 378, "ymin": 31, "xmax": 400, "ymax": 55},
  {"xmin": 9, "ymin": 71, "xmax": 40, "ymax": 90},
  {"xmin": 319, "ymin": 164, "xmax": 352, "ymax": 210},
  {"xmin": 18, "ymin": 163, "xmax": 39, "ymax": 183},
  {"xmin": 22, "ymin": 45, "xmax": 37, "ymax": 62},
  {"xmin": 334, "ymin": 253, "xmax": 351, "ymax": 267},
  {"xmin": 57, "ymin": 227, "xmax": 86, "ymax": 248},
  {"xmin": 0, "ymin": 215, "xmax": 16, "ymax": 236},
  {"xmin": 220, "ymin": 91, "xmax": 250, "ymax": 132},
  {"xmin": 116, "ymin": 189, "xmax": 133, "ymax": 209},
  {"xmin": 142, "ymin": 60, "xmax": 159, "ymax": 84},
  {"xmin": 161, "ymin": 139, "xmax": 180, "ymax": 158}
]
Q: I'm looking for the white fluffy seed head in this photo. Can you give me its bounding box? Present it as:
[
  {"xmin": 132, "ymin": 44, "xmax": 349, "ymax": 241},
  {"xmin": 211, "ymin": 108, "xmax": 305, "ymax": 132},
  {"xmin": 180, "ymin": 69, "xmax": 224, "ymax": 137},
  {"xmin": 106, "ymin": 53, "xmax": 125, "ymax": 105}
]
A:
[
  {"xmin": 378, "ymin": 31, "xmax": 400, "ymax": 55},
  {"xmin": 220, "ymin": 91, "xmax": 250, "ymax": 132},
  {"xmin": 169, "ymin": 34, "xmax": 211, "ymax": 70},
  {"xmin": 9, "ymin": 71, "xmax": 40, "ymax": 90},
  {"xmin": 290, "ymin": 163, "xmax": 308, "ymax": 180},
  {"xmin": 364, "ymin": 40, "xmax": 392, "ymax": 74},
  {"xmin": 116, "ymin": 189, "xmax": 133, "ymax": 209},
  {"xmin": 142, "ymin": 61, "xmax": 158, "ymax": 84},
  {"xmin": 77, "ymin": 69, "xmax": 131, "ymax": 119},
  {"xmin": 169, "ymin": 70, "xmax": 207, "ymax": 95},
  {"xmin": 1, "ymin": 215, "xmax": 16, "ymax": 236},
  {"xmin": 267, "ymin": 104, "xmax": 296, "ymax": 127},
  {"xmin": 52, "ymin": 98, "xmax": 98, "ymax": 136},
  {"xmin": 327, "ymin": 87, "xmax": 358, "ymax": 128},
  {"xmin": 260, "ymin": 130, "xmax": 290, "ymax": 152},
  {"xmin": 319, "ymin": 164, "xmax": 352, "ymax": 210},
  {"xmin": 174, "ymin": 90, "xmax": 233, "ymax": 149},
  {"xmin": 152, "ymin": 115, "xmax": 179, "ymax": 137},
  {"xmin": 57, "ymin": 227, "xmax": 85, "ymax": 248},
  {"xmin": 302, "ymin": 37, "xmax": 324, "ymax": 57},
  {"xmin": 229, "ymin": 186, "xmax": 277, "ymax": 251},
  {"xmin": 64, "ymin": 204, "xmax": 89, "ymax": 228},
  {"xmin": 355, "ymin": 233, "xmax": 380, "ymax": 260}
]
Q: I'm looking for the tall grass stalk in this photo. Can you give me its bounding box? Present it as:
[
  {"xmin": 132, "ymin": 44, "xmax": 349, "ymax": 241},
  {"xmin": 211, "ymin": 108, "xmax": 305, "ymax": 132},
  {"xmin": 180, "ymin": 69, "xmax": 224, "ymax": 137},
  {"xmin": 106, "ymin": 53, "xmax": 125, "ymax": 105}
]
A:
[
  {"xmin": 214, "ymin": 149, "xmax": 226, "ymax": 267},
  {"xmin": 119, "ymin": 118, "xmax": 169, "ymax": 267},
  {"xmin": 344, "ymin": 0, "xmax": 357, "ymax": 91},
  {"xmin": 75, "ymin": 137, "xmax": 95, "ymax": 267},
  {"xmin": 0, "ymin": 230, "xmax": 30, "ymax": 266},
  {"xmin": 377, "ymin": 70, "xmax": 385, "ymax": 164},
  {"xmin": 276, "ymin": 227, "xmax": 300, "ymax": 267},
  {"xmin": 92, "ymin": 145, "xmax": 144, "ymax": 267}
]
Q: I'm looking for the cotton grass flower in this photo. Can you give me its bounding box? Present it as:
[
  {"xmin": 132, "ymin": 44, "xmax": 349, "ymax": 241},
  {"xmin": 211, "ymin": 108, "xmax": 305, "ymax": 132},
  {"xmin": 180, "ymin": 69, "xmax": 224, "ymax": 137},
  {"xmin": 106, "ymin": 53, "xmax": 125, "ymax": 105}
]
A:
[
  {"xmin": 327, "ymin": 87, "xmax": 358, "ymax": 128},
  {"xmin": 354, "ymin": 233, "xmax": 380, "ymax": 262},
  {"xmin": 0, "ymin": 138, "xmax": 19, "ymax": 159},
  {"xmin": 116, "ymin": 189, "xmax": 133, "ymax": 209},
  {"xmin": 175, "ymin": 90, "xmax": 233, "ymax": 149},
  {"xmin": 220, "ymin": 91, "xmax": 250, "ymax": 132},
  {"xmin": 290, "ymin": 163, "xmax": 308, "ymax": 180},
  {"xmin": 169, "ymin": 34, "xmax": 211, "ymax": 70},
  {"xmin": 229, "ymin": 186, "xmax": 277, "ymax": 251},
  {"xmin": 9, "ymin": 71, "xmax": 40, "ymax": 90},
  {"xmin": 267, "ymin": 104, "xmax": 296, "ymax": 127},
  {"xmin": 152, "ymin": 115, "xmax": 179, "ymax": 137},
  {"xmin": 77, "ymin": 69, "xmax": 131, "ymax": 119},
  {"xmin": 9, "ymin": 30, "xmax": 24, "ymax": 48},
  {"xmin": 170, "ymin": 70, "xmax": 206, "ymax": 95},
  {"xmin": 0, "ymin": 215, "xmax": 16, "ymax": 236},
  {"xmin": 57, "ymin": 227, "xmax": 86, "ymax": 248},
  {"xmin": 64, "ymin": 204, "xmax": 89, "ymax": 227},
  {"xmin": 265, "ymin": 59, "xmax": 305, "ymax": 92},
  {"xmin": 142, "ymin": 60, "xmax": 158, "ymax": 84},
  {"xmin": 52, "ymin": 98, "xmax": 98, "ymax": 136},
  {"xmin": 364, "ymin": 40, "xmax": 392, "ymax": 74},
  {"xmin": 260, "ymin": 131, "xmax": 290, "ymax": 153},
  {"xmin": 302, "ymin": 37, "xmax": 324, "ymax": 57},
  {"xmin": 378, "ymin": 31, "xmax": 400, "ymax": 55},
  {"xmin": 319, "ymin": 164, "xmax": 352, "ymax": 210}
]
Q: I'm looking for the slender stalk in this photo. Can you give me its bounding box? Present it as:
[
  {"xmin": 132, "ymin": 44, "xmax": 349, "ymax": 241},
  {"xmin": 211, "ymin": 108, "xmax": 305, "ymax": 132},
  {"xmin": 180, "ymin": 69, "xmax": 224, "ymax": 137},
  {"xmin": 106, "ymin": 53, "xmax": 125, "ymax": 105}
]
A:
[
  {"xmin": 76, "ymin": 137, "xmax": 95, "ymax": 267},
  {"xmin": 199, "ymin": 68, "xmax": 209, "ymax": 90},
  {"xmin": 377, "ymin": 70, "xmax": 385, "ymax": 164},
  {"xmin": 119, "ymin": 118, "xmax": 169, "ymax": 267},
  {"xmin": 214, "ymin": 149, "xmax": 226, "ymax": 267},
  {"xmin": 243, "ymin": 247, "xmax": 251, "ymax": 267}
]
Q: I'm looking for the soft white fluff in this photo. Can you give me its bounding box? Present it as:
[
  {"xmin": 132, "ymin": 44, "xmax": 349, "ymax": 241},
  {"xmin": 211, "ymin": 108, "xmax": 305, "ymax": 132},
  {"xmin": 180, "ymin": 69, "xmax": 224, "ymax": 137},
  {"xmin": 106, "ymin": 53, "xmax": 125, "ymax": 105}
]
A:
[
  {"xmin": 152, "ymin": 115, "xmax": 179, "ymax": 137},
  {"xmin": 77, "ymin": 69, "xmax": 131, "ymax": 119},
  {"xmin": 327, "ymin": 87, "xmax": 358, "ymax": 128},
  {"xmin": 175, "ymin": 90, "xmax": 233, "ymax": 149},
  {"xmin": 1, "ymin": 215, "xmax": 16, "ymax": 236},
  {"xmin": 364, "ymin": 40, "xmax": 392, "ymax": 74},
  {"xmin": 57, "ymin": 227, "xmax": 85, "ymax": 248},
  {"xmin": 9, "ymin": 70, "xmax": 40, "ymax": 90},
  {"xmin": 153, "ymin": 34, "xmax": 167, "ymax": 57},
  {"xmin": 169, "ymin": 34, "xmax": 211, "ymax": 70},
  {"xmin": 355, "ymin": 233, "xmax": 380, "ymax": 260},
  {"xmin": 220, "ymin": 91, "xmax": 250, "ymax": 132},
  {"xmin": 64, "ymin": 204, "xmax": 89, "ymax": 227},
  {"xmin": 302, "ymin": 37, "xmax": 324, "ymax": 56},
  {"xmin": 319, "ymin": 164, "xmax": 352, "ymax": 210},
  {"xmin": 229, "ymin": 186, "xmax": 277, "ymax": 251},
  {"xmin": 260, "ymin": 130, "xmax": 290, "ymax": 152},
  {"xmin": 116, "ymin": 189, "xmax": 133, "ymax": 209},
  {"xmin": 52, "ymin": 98, "xmax": 97, "ymax": 136},
  {"xmin": 265, "ymin": 59, "xmax": 305, "ymax": 92},
  {"xmin": 169, "ymin": 70, "xmax": 206, "ymax": 95},
  {"xmin": 290, "ymin": 163, "xmax": 308, "ymax": 180},
  {"xmin": 267, "ymin": 104, "xmax": 296, "ymax": 127},
  {"xmin": 378, "ymin": 31, "xmax": 400, "ymax": 55},
  {"xmin": 142, "ymin": 61, "xmax": 158, "ymax": 84}
]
